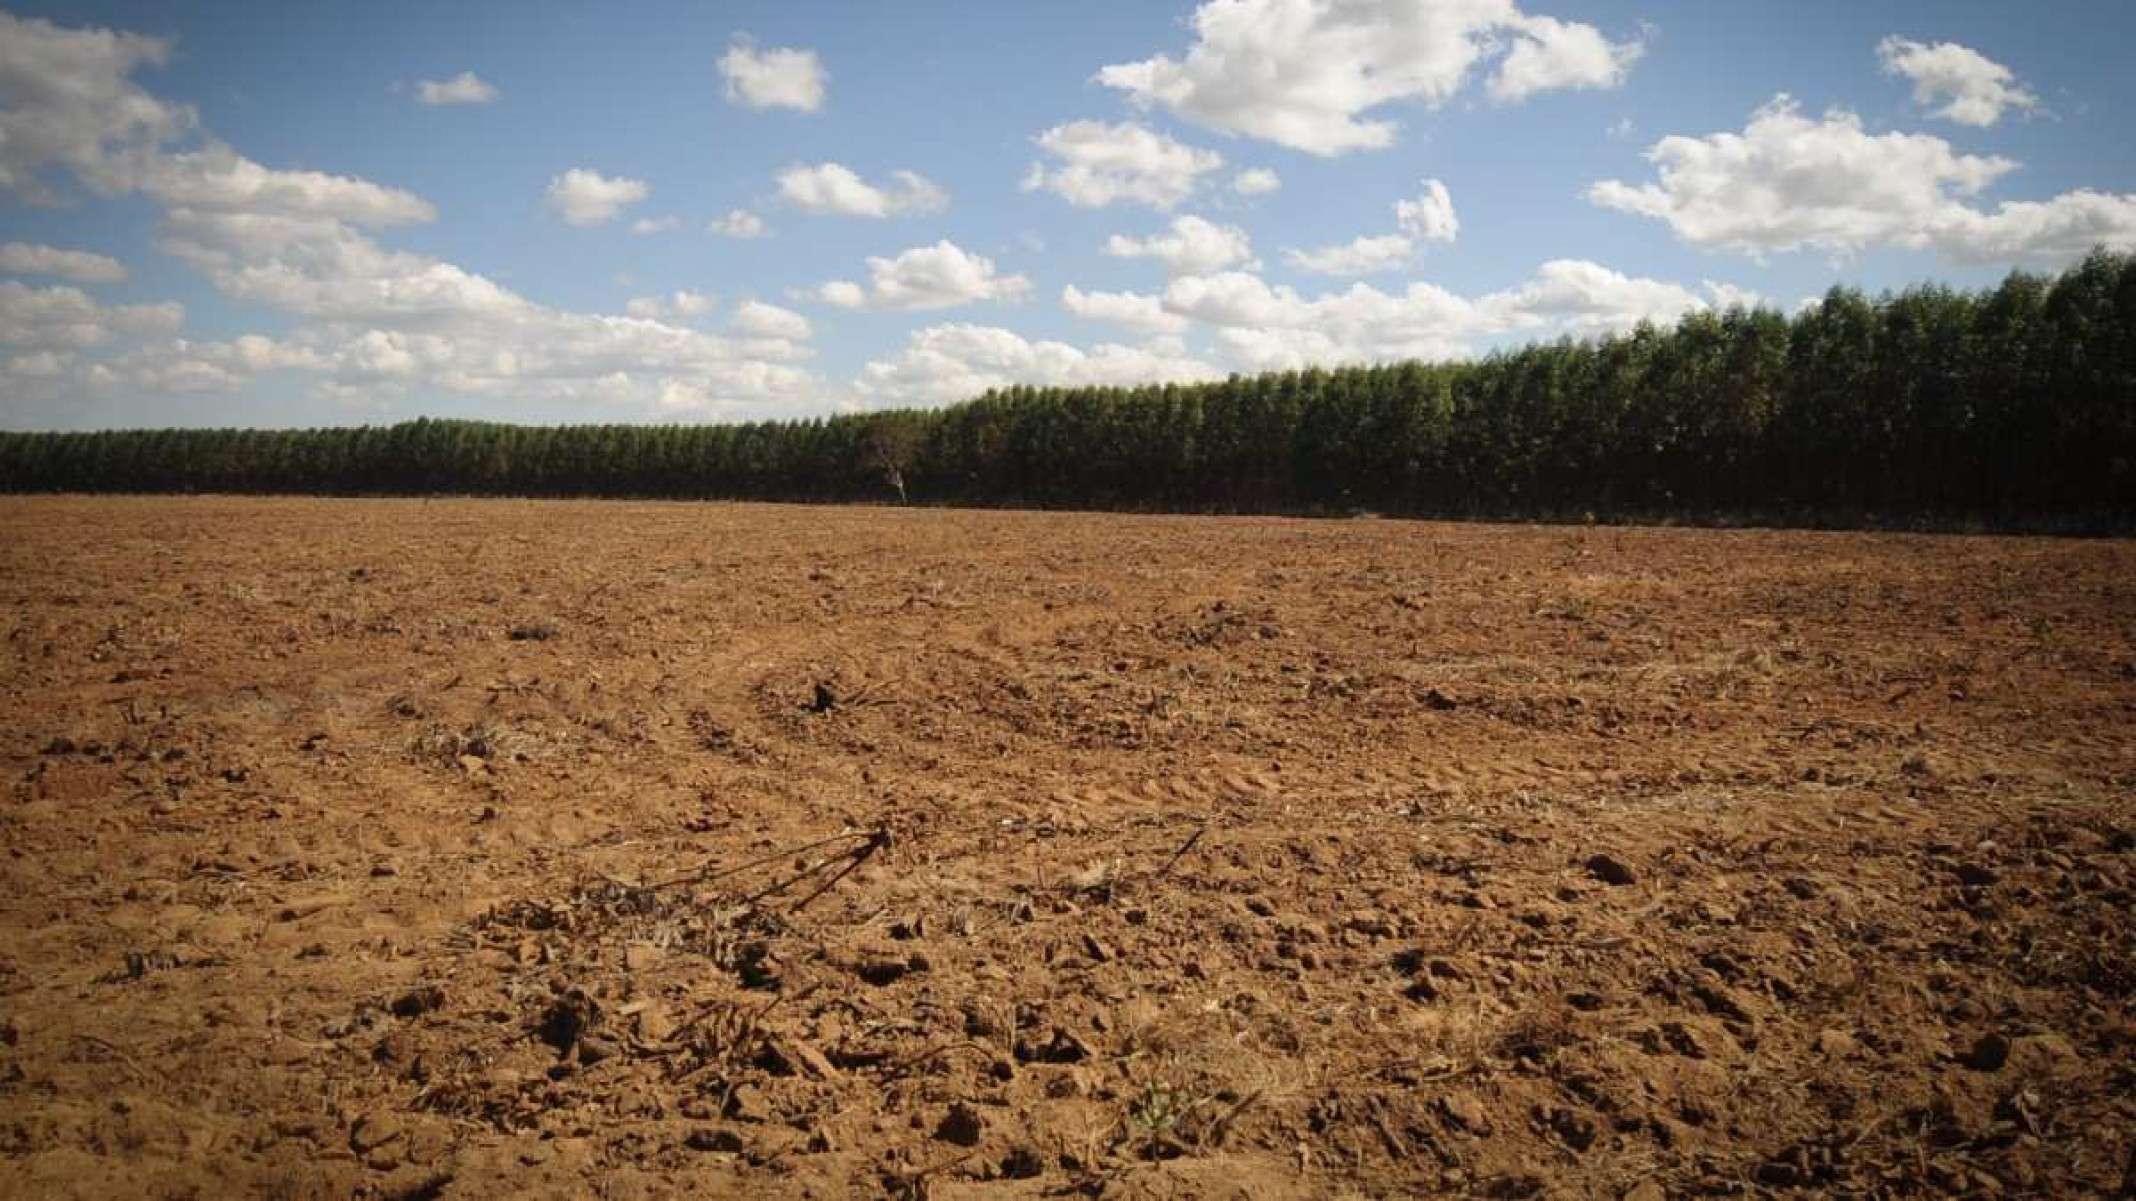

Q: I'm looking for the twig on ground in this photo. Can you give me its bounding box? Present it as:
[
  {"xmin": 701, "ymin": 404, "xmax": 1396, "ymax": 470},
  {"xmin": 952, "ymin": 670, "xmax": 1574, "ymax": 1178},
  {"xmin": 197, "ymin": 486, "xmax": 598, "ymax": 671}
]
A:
[
  {"xmin": 1153, "ymin": 823, "xmax": 1209, "ymax": 882},
  {"xmin": 650, "ymin": 829, "xmax": 878, "ymax": 893},
  {"xmin": 874, "ymin": 1039, "xmax": 990, "ymax": 1083},
  {"xmin": 788, "ymin": 829, "xmax": 891, "ymax": 912},
  {"xmin": 1202, "ymin": 1087, "xmax": 1264, "ymax": 1148}
]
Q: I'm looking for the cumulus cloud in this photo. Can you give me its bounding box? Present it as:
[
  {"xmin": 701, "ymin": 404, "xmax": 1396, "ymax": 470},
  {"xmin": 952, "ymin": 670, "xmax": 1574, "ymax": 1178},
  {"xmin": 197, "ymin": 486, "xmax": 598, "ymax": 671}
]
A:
[
  {"xmin": 1104, "ymin": 215, "xmax": 1257, "ymax": 275},
  {"xmin": 1490, "ymin": 14, "xmax": 1645, "ymax": 103},
  {"xmin": 1060, "ymin": 285, "xmax": 1190, "ymax": 336},
  {"xmin": 156, "ymin": 209, "xmax": 526, "ymax": 322},
  {"xmin": 545, "ymin": 168, "xmax": 649, "ymax": 226},
  {"xmin": 1284, "ymin": 179, "xmax": 1457, "ymax": 276},
  {"xmin": 648, "ymin": 365, "xmax": 821, "ymax": 418},
  {"xmin": 1021, "ymin": 121, "xmax": 1223, "ymax": 210},
  {"xmin": 1489, "ymin": 259, "xmax": 1712, "ymax": 332},
  {"xmin": 624, "ymin": 290, "xmax": 717, "ymax": 321},
  {"xmin": 1925, "ymin": 190, "xmax": 2136, "ymax": 265},
  {"xmin": 1162, "ymin": 271, "xmax": 1491, "ymax": 367},
  {"xmin": 1232, "ymin": 167, "xmax": 1281, "ymax": 195},
  {"xmin": 1395, "ymin": 179, "xmax": 1460, "ymax": 242},
  {"xmin": 1096, "ymin": 0, "xmax": 1644, "ymax": 156},
  {"xmin": 777, "ymin": 162, "xmax": 946, "ymax": 217},
  {"xmin": 0, "ymin": 11, "xmax": 190, "ymax": 201},
  {"xmin": 729, "ymin": 299, "xmax": 811, "ymax": 341},
  {"xmin": 0, "ymin": 241, "xmax": 127, "ymax": 283},
  {"xmin": 0, "ymin": 280, "xmax": 180, "ymax": 349},
  {"xmin": 708, "ymin": 208, "xmax": 768, "ymax": 237},
  {"xmin": 1588, "ymin": 96, "xmax": 2136, "ymax": 265},
  {"xmin": 6, "ymin": 349, "xmax": 73, "ymax": 378},
  {"xmin": 144, "ymin": 143, "xmax": 436, "ymax": 227},
  {"xmin": 1021, "ymin": 256, "xmax": 1751, "ymax": 382},
  {"xmin": 1877, "ymin": 36, "xmax": 2038, "ymax": 127},
  {"xmin": 414, "ymin": 71, "xmax": 498, "ymax": 106},
  {"xmin": 238, "ymin": 291, "xmax": 820, "ymax": 411},
  {"xmin": 1147, "ymin": 258, "xmax": 1747, "ymax": 373},
  {"xmin": 98, "ymin": 334, "xmax": 327, "ymax": 394},
  {"xmin": 855, "ymin": 323, "xmax": 1223, "ymax": 406},
  {"xmin": 718, "ymin": 36, "xmax": 827, "ymax": 113},
  {"xmin": 1702, "ymin": 281, "xmax": 1764, "ymax": 311},
  {"xmin": 0, "ymin": 22, "xmax": 419, "ymax": 226},
  {"xmin": 1283, "ymin": 234, "xmax": 1417, "ymax": 277},
  {"xmin": 807, "ymin": 240, "xmax": 1030, "ymax": 311},
  {"xmin": 0, "ymin": 12, "xmax": 826, "ymax": 417},
  {"xmin": 814, "ymin": 280, "xmax": 866, "ymax": 308},
  {"xmin": 97, "ymin": 350, "xmax": 238, "ymax": 393},
  {"xmin": 629, "ymin": 216, "xmax": 680, "ymax": 235}
]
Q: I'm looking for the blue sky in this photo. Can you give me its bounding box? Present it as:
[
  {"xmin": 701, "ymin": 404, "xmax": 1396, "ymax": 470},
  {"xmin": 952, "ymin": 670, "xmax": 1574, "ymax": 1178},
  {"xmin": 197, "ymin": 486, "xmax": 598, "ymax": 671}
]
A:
[{"xmin": 3, "ymin": 0, "xmax": 2133, "ymax": 429}]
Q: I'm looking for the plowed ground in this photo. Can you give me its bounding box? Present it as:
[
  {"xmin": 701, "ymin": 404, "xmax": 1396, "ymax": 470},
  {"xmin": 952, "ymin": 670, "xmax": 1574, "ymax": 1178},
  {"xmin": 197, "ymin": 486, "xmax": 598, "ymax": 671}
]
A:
[{"xmin": 1, "ymin": 496, "xmax": 2131, "ymax": 1199}]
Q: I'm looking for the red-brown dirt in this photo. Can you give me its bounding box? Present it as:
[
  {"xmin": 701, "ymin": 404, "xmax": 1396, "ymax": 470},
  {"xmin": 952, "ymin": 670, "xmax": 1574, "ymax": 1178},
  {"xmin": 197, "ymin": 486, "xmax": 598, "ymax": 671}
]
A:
[{"xmin": 1, "ymin": 496, "xmax": 2131, "ymax": 1199}]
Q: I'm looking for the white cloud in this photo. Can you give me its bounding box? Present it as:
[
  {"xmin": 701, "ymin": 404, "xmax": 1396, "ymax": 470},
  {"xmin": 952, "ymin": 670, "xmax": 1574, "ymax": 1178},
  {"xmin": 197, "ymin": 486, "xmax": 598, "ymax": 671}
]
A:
[
  {"xmin": 221, "ymin": 333, "xmax": 326, "ymax": 373},
  {"xmin": 1395, "ymin": 179, "xmax": 1460, "ymax": 242},
  {"xmin": 1060, "ymin": 285, "xmax": 1189, "ymax": 336},
  {"xmin": 670, "ymin": 292, "xmax": 721, "ymax": 320},
  {"xmin": 0, "ymin": 280, "xmax": 181, "ymax": 349},
  {"xmin": 0, "ymin": 12, "xmax": 190, "ymax": 202},
  {"xmin": 1162, "ymin": 271, "xmax": 1493, "ymax": 367},
  {"xmin": 544, "ymin": 168, "xmax": 649, "ymax": 226},
  {"xmin": 652, "ymin": 370, "xmax": 815, "ymax": 419},
  {"xmin": 115, "ymin": 353, "xmax": 243, "ymax": 393},
  {"xmin": 1925, "ymin": 190, "xmax": 2136, "ymax": 265},
  {"xmin": 1877, "ymin": 36, "xmax": 2039, "ymax": 127},
  {"xmin": 0, "ymin": 12, "xmax": 825, "ymax": 418},
  {"xmin": 624, "ymin": 290, "xmax": 717, "ymax": 321},
  {"xmin": 1096, "ymin": 0, "xmax": 1644, "ymax": 156},
  {"xmin": 718, "ymin": 36, "xmax": 827, "ymax": 113},
  {"xmin": 1489, "ymin": 259, "xmax": 1708, "ymax": 332},
  {"xmin": 1284, "ymin": 179, "xmax": 1456, "ymax": 276},
  {"xmin": 1703, "ymin": 281, "xmax": 1764, "ymax": 311},
  {"xmin": 1284, "ymin": 234, "xmax": 1416, "ymax": 277},
  {"xmin": 855, "ymin": 323, "xmax": 1223, "ymax": 406},
  {"xmin": 241, "ymin": 296, "xmax": 822, "ymax": 411},
  {"xmin": 1232, "ymin": 167, "xmax": 1282, "ymax": 195},
  {"xmin": 814, "ymin": 280, "xmax": 866, "ymax": 308},
  {"xmin": 414, "ymin": 71, "xmax": 498, "ymax": 106},
  {"xmin": 144, "ymin": 143, "xmax": 435, "ymax": 226},
  {"xmin": 709, "ymin": 208, "xmax": 768, "ymax": 237},
  {"xmin": 1104, "ymin": 215, "xmax": 1257, "ymax": 275},
  {"xmin": 1149, "ymin": 258, "xmax": 1747, "ymax": 372},
  {"xmin": 156, "ymin": 209, "xmax": 527, "ymax": 322},
  {"xmin": 1489, "ymin": 14, "xmax": 1645, "ymax": 103},
  {"xmin": 0, "ymin": 241, "xmax": 127, "ymax": 283},
  {"xmin": 729, "ymin": 299, "xmax": 811, "ymax": 341},
  {"xmin": 1021, "ymin": 121, "xmax": 1223, "ymax": 210},
  {"xmin": 777, "ymin": 162, "xmax": 946, "ymax": 217},
  {"xmin": 808, "ymin": 240, "xmax": 1030, "ymax": 311},
  {"xmin": 1589, "ymin": 96, "xmax": 2136, "ymax": 265},
  {"xmin": 101, "ymin": 334, "xmax": 327, "ymax": 394},
  {"xmin": 629, "ymin": 216, "xmax": 680, "ymax": 235},
  {"xmin": 6, "ymin": 349, "xmax": 72, "ymax": 378}
]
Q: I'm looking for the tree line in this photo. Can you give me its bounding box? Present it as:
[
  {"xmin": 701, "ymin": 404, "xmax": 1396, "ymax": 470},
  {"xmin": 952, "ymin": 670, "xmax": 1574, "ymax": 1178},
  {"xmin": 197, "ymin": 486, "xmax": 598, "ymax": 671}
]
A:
[{"xmin": 3, "ymin": 250, "xmax": 2131, "ymax": 526}]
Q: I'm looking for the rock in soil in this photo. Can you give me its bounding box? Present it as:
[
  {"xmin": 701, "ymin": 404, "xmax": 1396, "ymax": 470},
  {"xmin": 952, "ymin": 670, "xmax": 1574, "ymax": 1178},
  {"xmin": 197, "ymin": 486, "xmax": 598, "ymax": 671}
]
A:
[
  {"xmin": 1963, "ymin": 1032, "xmax": 2012, "ymax": 1072},
  {"xmin": 390, "ymin": 985, "xmax": 445, "ymax": 1018},
  {"xmin": 935, "ymin": 1102, "xmax": 986, "ymax": 1147}
]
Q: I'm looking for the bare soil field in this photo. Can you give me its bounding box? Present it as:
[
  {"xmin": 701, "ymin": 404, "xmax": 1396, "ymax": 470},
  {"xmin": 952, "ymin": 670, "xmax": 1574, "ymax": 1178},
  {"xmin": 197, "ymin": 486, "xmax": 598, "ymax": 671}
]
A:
[{"xmin": 0, "ymin": 496, "xmax": 2131, "ymax": 1200}]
